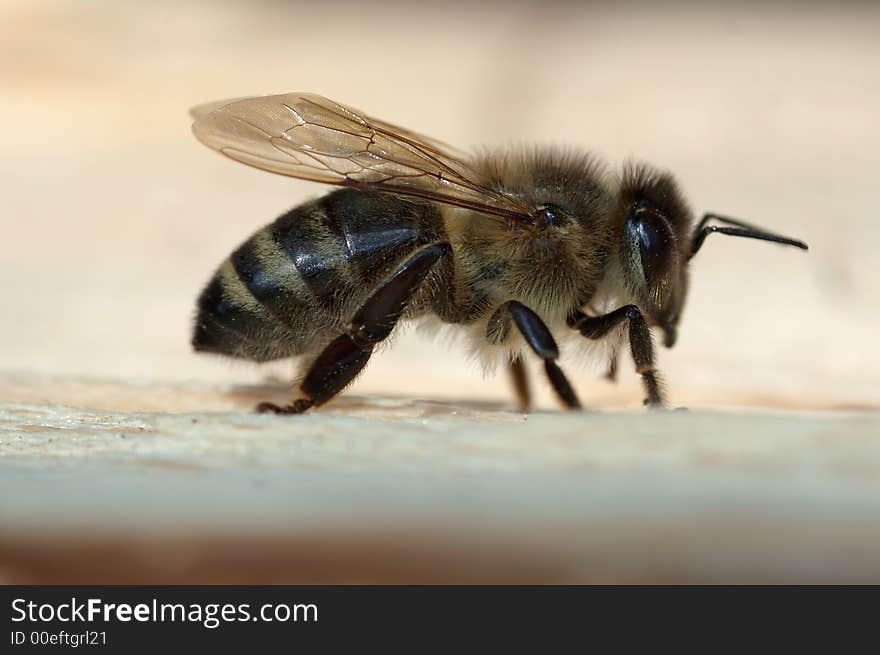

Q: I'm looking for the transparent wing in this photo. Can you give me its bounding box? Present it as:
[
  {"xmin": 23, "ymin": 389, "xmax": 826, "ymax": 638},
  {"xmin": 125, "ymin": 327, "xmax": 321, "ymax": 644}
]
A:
[{"xmin": 191, "ymin": 93, "xmax": 532, "ymax": 222}]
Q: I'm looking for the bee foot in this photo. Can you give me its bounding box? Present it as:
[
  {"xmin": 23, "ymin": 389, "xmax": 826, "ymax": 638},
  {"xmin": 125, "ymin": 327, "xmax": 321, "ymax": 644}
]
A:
[{"xmin": 256, "ymin": 399, "xmax": 314, "ymax": 415}]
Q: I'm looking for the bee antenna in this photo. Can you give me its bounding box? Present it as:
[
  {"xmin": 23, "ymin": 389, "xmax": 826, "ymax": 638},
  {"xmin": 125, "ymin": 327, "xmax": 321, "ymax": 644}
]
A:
[{"xmin": 689, "ymin": 213, "xmax": 809, "ymax": 259}]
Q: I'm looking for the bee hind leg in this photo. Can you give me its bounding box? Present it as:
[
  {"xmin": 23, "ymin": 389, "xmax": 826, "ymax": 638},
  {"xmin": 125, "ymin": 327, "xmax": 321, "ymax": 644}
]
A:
[
  {"xmin": 257, "ymin": 242, "xmax": 452, "ymax": 415},
  {"xmin": 568, "ymin": 305, "xmax": 665, "ymax": 407},
  {"xmin": 489, "ymin": 301, "xmax": 581, "ymax": 411}
]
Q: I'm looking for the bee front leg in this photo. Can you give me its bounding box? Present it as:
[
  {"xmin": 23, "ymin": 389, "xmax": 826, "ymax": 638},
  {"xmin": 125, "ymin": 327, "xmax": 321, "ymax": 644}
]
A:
[
  {"xmin": 258, "ymin": 242, "xmax": 452, "ymax": 415},
  {"xmin": 568, "ymin": 306, "xmax": 665, "ymax": 407},
  {"xmin": 489, "ymin": 301, "xmax": 581, "ymax": 410}
]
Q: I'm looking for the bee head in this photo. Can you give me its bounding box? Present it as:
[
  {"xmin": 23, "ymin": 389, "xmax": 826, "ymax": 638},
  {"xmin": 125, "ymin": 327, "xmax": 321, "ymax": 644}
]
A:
[
  {"xmin": 618, "ymin": 163, "xmax": 809, "ymax": 349},
  {"xmin": 618, "ymin": 164, "xmax": 692, "ymax": 348}
]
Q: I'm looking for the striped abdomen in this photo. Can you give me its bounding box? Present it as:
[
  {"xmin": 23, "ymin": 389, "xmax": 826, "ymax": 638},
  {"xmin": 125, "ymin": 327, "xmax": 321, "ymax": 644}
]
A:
[{"xmin": 192, "ymin": 189, "xmax": 446, "ymax": 362}]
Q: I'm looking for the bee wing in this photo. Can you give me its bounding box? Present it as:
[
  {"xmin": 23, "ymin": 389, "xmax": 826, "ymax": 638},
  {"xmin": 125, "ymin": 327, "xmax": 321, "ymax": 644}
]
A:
[
  {"xmin": 190, "ymin": 96, "xmax": 256, "ymax": 121},
  {"xmin": 191, "ymin": 93, "xmax": 532, "ymax": 222}
]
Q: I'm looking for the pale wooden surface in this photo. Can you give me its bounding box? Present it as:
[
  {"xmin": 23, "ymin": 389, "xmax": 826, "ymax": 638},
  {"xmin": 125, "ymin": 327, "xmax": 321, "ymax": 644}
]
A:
[
  {"xmin": 2, "ymin": 374, "xmax": 879, "ymax": 583},
  {"xmin": 1, "ymin": 1, "xmax": 878, "ymax": 582}
]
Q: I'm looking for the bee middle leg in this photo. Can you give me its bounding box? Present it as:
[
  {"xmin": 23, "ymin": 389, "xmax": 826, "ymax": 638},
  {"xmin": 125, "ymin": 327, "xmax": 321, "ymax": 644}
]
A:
[
  {"xmin": 605, "ymin": 352, "xmax": 619, "ymax": 383},
  {"xmin": 508, "ymin": 355, "xmax": 531, "ymax": 412},
  {"xmin": 257, "ymin": 242, "xmax": 452, "ymax": 415},
  {"xmin": 489, "ymin": 301, "xmax": 581, "ymax": 410},
  {"xmin": 568, "ymin": 305, "xmax": 665, "ymax": 406}
]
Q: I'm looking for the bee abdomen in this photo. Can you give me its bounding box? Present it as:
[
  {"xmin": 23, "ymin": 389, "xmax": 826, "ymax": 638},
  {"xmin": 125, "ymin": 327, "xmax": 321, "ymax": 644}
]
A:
[
  {"xmin": 192, "ymin": 256, "xmax": 307, "ymax": 362},
  {"xmin": 192, "ymin": 189, "xmax": 445, "ymax": 362}
]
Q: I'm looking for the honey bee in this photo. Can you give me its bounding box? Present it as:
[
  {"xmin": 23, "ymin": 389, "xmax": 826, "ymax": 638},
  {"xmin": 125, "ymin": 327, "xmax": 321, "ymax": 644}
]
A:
[{"xmin": 190, "ymin": 93, "xmax": 807, "ymax": 414}]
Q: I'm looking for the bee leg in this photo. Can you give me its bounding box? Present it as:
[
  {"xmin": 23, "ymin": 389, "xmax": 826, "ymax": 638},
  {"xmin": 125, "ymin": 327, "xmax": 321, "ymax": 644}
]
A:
[
  {"xmin": 568, "ymin": 306, "xmax": 665, "ymax": 406},
  {"xmin": 491, "ymin": 301, "xmax": 581, "ymax": 410},
  {"xmin": 605, "ymin": 352, "xmax": 619, "ymax": 383},
  {"xmin": 508, "ymin": 355, "xmax": 531, "ymax": 412},
  {"xmin": 258, "ymin": 243, "xmax": 451, "ymax": 414},
  {"xmin": 256, "ymin": 398, "xmax": 314, "ymax": 415}
]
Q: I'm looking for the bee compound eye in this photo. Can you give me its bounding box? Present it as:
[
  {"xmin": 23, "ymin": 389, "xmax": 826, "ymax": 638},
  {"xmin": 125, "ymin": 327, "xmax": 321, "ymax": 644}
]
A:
[{"xmin": 626, "ymin": 207, "xmax": 674, "ymax": 286}]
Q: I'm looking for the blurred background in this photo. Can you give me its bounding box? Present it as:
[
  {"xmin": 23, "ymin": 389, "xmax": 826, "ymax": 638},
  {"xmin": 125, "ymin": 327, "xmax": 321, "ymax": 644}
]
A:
[{"xmin": 2, "ymin": 0, "xmax": 878, "ymax": 411}]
